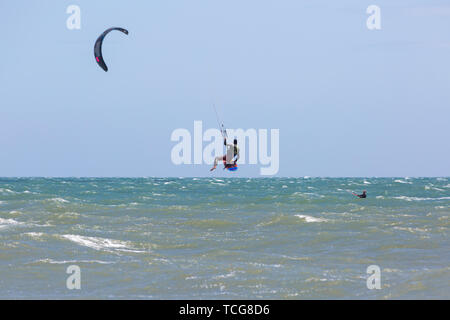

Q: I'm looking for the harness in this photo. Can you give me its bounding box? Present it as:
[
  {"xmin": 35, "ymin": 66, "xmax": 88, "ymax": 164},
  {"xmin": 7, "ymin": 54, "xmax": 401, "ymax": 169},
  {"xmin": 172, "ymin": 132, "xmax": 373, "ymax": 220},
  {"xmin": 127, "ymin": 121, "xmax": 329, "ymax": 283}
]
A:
[{"xmin": 223, "ymin": 146, "xmax": 239, "ymax": 169}]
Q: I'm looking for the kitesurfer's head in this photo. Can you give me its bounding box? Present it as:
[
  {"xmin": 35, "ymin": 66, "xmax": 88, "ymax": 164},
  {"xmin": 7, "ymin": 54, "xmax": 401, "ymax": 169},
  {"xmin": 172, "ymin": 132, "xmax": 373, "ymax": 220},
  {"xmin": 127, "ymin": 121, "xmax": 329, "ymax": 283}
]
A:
[
  {"xmin": 363, "ymin": 190, "xmax": 367, "ymax": 194},
  {"xmin": 234, "ymin": 139, "xmax": 237, "ymax": 145}
]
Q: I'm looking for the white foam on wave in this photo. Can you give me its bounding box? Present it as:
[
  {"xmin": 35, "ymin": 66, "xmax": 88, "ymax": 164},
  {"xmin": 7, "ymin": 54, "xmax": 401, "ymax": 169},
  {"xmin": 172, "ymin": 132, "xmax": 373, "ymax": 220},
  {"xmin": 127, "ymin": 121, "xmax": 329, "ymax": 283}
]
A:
[
  {"xmin": 32, "ymin": 258, "xmax": 115, "ymax": 265},
  {"xmin": 295, "ymin": 215, "xmax": 327, "ymax": 223},
  {"xmin": 305, "ymin": 277, "xmax": 328, "ymax": 283},
  {"xmin": 210, "ymin": 182, "xmax": 226, "ymax": 186},
  {"xmin": 213, "ymin": 271, "xmax": 237, "ymax": 279},
  {"xmin": 250, "ymin": 262, "xmax": 282, "ymax": 269},
  {"xmin": 394, "ymin": 196, "xmax": 450, "ymax": 201},
  {"xmin": 394, "ymin": 179, "xmax": 412, "ymax": 184},
  {"xmin": 291, "ymin": 191, "xmax": 324, "ymax": 199},
  {"xmin": 24, "ymin": 232, "xmax": 44, "ymax": 239},
  {"xmin": 393, "ymin": 226, "xmax": 428, "ymax": 233},
  {"xmin": 0, "ymin": 188, "xmax": 16, "ymax": 194},
  {"xmin": 0, "ymin": 218, "xmax": 23, "ymax": 229},
  {"xmin": 425, "ymin": 185, "xmax": 445, "ymax": 191},
  {"xmin": 61, "ymin": 234, "xmax": 145, "ymax": 253},
  {"xmin": 49, "ymin": 198, "xmax": 70, "ymax": 203}
]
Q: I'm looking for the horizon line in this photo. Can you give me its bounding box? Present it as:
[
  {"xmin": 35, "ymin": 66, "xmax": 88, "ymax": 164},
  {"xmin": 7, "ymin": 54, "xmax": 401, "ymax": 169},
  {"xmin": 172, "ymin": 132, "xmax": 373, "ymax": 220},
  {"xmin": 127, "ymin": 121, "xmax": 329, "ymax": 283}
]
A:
[{"xmin": 0, "ymin": 176, "xmax": 448, "ymax": 179}]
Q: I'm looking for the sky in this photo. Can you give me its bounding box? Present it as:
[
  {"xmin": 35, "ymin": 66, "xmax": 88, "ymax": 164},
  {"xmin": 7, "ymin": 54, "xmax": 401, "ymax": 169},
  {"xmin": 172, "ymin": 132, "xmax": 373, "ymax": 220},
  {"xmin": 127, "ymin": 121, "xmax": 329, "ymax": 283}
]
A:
[{"xmin": 0, "ymin": 0, "xmax": 449, "ymax": 177}]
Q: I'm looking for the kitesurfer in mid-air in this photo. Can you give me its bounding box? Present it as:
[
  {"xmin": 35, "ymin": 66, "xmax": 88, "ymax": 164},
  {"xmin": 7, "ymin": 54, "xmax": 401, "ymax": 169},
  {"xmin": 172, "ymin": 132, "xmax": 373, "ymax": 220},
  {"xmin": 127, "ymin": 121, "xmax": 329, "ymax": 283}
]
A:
[
  {"xmin": 210, "ymin": 138, "xmax": 240, "ymax": 171},
  {"xmin": 353, "ymin": 190, "xmax": 367, "ymax": 198}
]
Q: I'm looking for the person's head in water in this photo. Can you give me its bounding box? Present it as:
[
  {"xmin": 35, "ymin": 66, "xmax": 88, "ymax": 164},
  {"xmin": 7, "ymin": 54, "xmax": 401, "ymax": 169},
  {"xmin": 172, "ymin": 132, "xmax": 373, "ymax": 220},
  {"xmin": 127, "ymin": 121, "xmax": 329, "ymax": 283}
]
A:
[
  {"xmin": 363, "ymin": 190, "xmax": 366, "ymax": 194},
  {"xmin": 234, "ymin": 139, "xmax": 237, "ymax": 145}
]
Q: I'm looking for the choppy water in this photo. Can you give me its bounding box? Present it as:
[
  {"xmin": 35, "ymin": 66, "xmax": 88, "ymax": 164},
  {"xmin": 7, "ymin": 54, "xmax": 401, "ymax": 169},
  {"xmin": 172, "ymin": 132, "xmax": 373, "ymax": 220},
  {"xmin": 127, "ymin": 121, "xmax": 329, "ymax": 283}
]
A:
[{"xmin": 0, "ymin": 177, "xmax": 449, "ymax": 299}]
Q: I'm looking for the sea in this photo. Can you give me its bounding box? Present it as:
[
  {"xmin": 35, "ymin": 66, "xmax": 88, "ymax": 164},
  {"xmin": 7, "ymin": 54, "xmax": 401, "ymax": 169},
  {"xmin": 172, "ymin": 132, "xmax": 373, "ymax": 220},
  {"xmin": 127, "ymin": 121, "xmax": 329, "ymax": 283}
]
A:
[{"xmin": 0, "ymin": 177, "xmax": 448, "ymax": 299}]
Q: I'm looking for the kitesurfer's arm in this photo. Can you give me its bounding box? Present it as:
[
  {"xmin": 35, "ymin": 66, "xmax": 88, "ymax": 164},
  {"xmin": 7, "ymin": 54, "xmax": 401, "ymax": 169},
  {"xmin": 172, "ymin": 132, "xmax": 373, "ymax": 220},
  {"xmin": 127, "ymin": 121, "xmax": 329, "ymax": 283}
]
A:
[
  {"xmin": 352, "ymin": 192, "xmax": 366, "ymax": 198},
  {"xmin": 233, "ymin": 147, "xmax": 240, "ymax": 163}
]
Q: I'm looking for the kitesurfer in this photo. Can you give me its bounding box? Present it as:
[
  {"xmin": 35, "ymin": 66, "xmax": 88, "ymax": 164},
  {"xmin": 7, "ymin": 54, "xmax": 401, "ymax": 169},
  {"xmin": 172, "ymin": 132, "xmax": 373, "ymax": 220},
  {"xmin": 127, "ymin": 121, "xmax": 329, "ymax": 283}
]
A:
[
  {"xmin": 210, "ymin": 138, "xmax": 240, "ymax": 171},
  {"xmin": 353, "ymin": 190, "xmax": 367, "ymax": 198}
]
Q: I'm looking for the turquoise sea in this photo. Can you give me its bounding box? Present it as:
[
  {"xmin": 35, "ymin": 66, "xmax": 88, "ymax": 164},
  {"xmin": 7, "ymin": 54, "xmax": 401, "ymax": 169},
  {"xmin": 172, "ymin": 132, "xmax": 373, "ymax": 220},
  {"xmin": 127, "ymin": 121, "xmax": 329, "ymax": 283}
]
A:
[{"xmin": 0, "ymin": 177, "xmax": 449, "ymax": 299}]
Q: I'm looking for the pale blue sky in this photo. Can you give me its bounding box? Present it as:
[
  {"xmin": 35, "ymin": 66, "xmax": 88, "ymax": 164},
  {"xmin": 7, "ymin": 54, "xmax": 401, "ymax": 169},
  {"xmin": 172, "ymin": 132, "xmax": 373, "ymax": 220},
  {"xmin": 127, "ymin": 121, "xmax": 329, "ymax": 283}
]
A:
[{"xmin": 1, "ymin": 1, "xmax": 449, "ymax": 177}]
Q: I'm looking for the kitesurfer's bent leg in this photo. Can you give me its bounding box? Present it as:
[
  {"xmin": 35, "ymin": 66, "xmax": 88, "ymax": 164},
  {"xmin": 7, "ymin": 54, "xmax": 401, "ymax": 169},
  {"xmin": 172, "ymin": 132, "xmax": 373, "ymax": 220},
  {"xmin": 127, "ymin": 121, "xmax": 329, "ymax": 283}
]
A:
[{"xmin": 210, "ymin": 155, "xmax": 226, "ymax": 171}]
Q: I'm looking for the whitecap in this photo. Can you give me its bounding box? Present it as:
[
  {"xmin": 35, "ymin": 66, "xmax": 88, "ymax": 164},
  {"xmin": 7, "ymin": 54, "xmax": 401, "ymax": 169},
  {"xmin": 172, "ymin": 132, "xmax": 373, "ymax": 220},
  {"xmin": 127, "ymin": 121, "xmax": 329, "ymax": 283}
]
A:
[
  {"xmin": 213, "ymin": 271, "xmax": 237, "ymax": 279},
  {"xmin": 61, "ymin": 234, "xmax": 145, "ymax": 253},
  {"xmin": 0, "ymin": 218, "xmax": 23, "ymax": 229},
  {"xmin": 210, "ymin": 182, "xmax": 226, "ymax": 186},
  {"xmin": 49, "ymin": 198, "xmax": 70, "ymax": 203},
  {"xmin": 393, "ymin": 227, "xmax": 428, "ymax": 233},
  {"xmin": 31, "ymin": 258, "xmax": 115, "ymax": 265},
  {"xmin": 394, "ymin": 196, "xmax": 450, "ymax": 201},
  {"xmin": 295, "ymin": 215, "xmax": 327, "ymax": 223},
  {"xmin": 24, "ymin": 232, "xmax": 44, "ymax": 239},
  {"xmin": 0, "ymin": 188, "xmax": 15, "ymax": 194},
  {"xmin": 305, "ymin": 277, "xmax": 328, "ymax": 282},
  {"xmin": 394, "ymin": 179, "xmax": 412, "ymax": 184}
]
